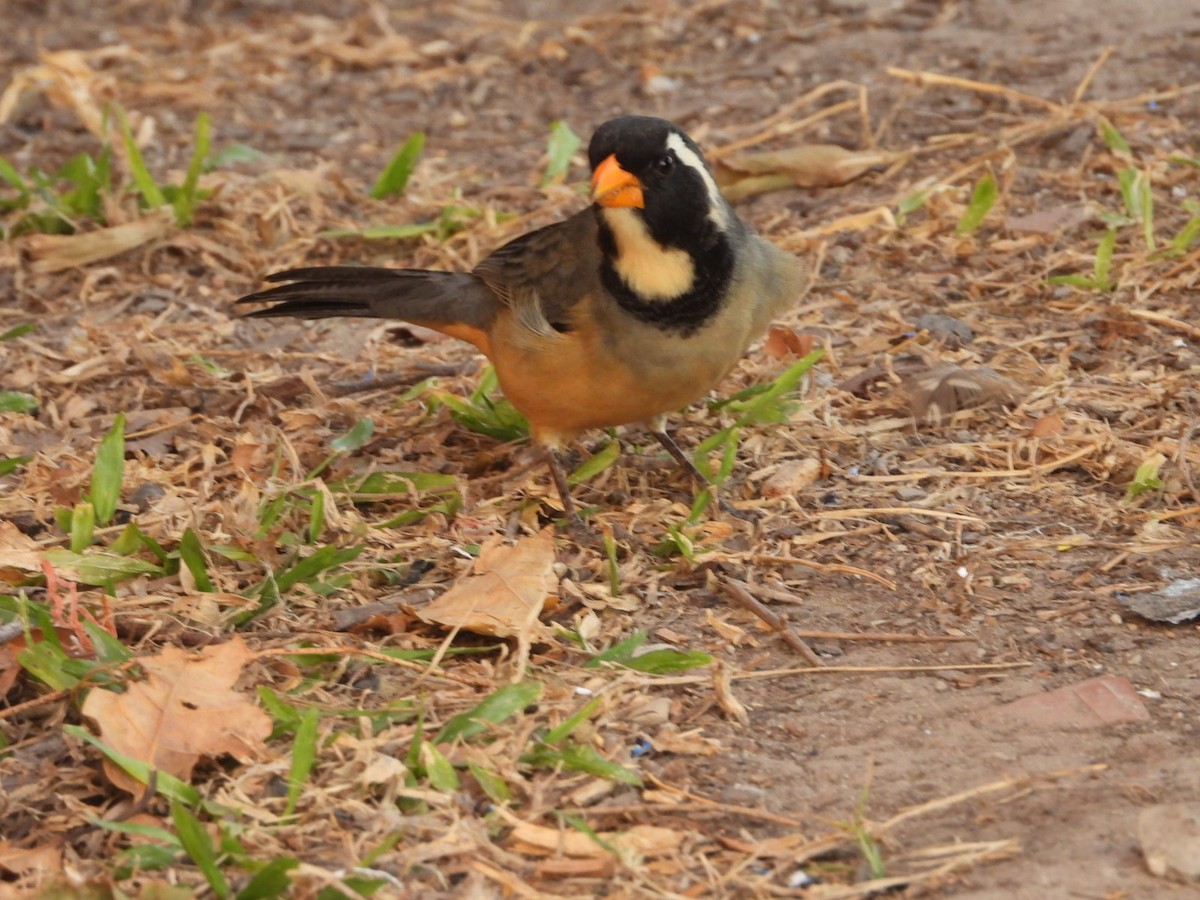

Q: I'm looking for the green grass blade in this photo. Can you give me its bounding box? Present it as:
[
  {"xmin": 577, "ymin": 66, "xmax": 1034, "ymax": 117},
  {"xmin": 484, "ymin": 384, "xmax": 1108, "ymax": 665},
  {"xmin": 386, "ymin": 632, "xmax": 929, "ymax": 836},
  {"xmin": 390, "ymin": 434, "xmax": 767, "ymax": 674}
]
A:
[
  {"xmin": 1046, "ymin": 273, "xmax": 1099, "ymax": 289},
  {"xmin": 467, "ymin": 762, "xmax": 511, "ymax": 803},
  {"xmin": 331, "ymin": 417, "xmax": 375, "ymax": 453},
  {"xmin": 543, "ymin": 696, "xmax": 603, "ymax": 745},
  {"xmin": 0, "ymin": 155, "xmax": 29, "ymax": 195},
  {"xmin": 422, "ymin": 742, "xmax": 460, "ymax": 791},
  {"xmin": 0, "ymin": 456, "xmax": 31, "ymax": 477},
  {"xmin": 90, "ymin": 413, "xmax": 125, "ymax": 525},
  {"xmin": 308, "ymin": 489, "xmax": 326, "ymax": 543},
  {"xmin": 284, "ymin": 707, "xmax": 320, "ymax": 816},
  {"xmin": 82, "ymin": 619, "xmax": 132, "ymax": 664},
  {"xmin": 271, "ymin": 544, "xmax": 363, "ymax": 594},
  {"xmin": 64, "ymin": 726, "xmax": 201, "ymax": 804},
  {"xmin": 1098, "ymin": 116, "xmax": 1131, "ymax": 155},
  {"xmin": 321, "ymin": 222, "xmax": 439, "ymax": 240},
  {"xmin": 955, "ymin": 170, "xmax": 997, "ymax": 235},
  {"xmin": 540, "ymin": 120, "xmax": 580, "ymax": 187},
  {"xmin": 175, "ymin": 112, "xmax": 212, "ymax": 226},
  {"xmin": 0, "ymin": 391, "xmax": 37, "ymax": 413},
  {"xmin": 370, "ymin": 132, "xmax": 425, "ymax": 199},
  {"xmin": 1, "ymin": 323, "xmax": 36, "ymax": 341},
  {"xmin": 568, "ymin": 440, "xmax": 620, "ymax": 485},
  {"xmin": 69, "ymin": 502, "xmax": 96, "ymax": 553},
  {"xmin": 553, "ymin": 744, "xmax": 641, "ymax": 785},
  {"xmin": 435, "ymin": 681, "xmax": 542, "ymax": 744},
  {"xmin": 178, "ymin": 528, "xmax": 215, "ymax": 592},
  {"xmin": 1117, "ymin": 167, "xmax": 1138, "ymax": 219},
  {"xmin": 1166, "ymin": 210, "xmax": 1200, "ymax": 256},
  {"xmin": 116, "ymin": 106, "xmax": 166, "ymax": 209},
  {"xmin": 559, "ymin": 812, "xmax": 618, "ymax": 855},
  {"xmin": 1137, "ymin": 171, "xmax": 1155, "ymax": 251},
  {"xmin": 17, "ymin": 639, "xmax": 79, "ymax": 691},
  {"xmin": 1094, "ymin": 228, "xmax": 1117, "ymax": 291},
  {"xmin": 620, "ymin": 647, "xmax": 713, "ymax": 674},
  {"xmin": 171, "ymin": 800, "xmax": 230, "ymax": 898},
  {"xmin": 43, "ymin": 549, "xmax": 163, "ymax": 584},
  {"xmin": 237, "ymin": 857, "xmax": 300, "ymax": 899},
  {"xmin": 586, "ymin": 630, "xmax": 647, "ymax": 667}
]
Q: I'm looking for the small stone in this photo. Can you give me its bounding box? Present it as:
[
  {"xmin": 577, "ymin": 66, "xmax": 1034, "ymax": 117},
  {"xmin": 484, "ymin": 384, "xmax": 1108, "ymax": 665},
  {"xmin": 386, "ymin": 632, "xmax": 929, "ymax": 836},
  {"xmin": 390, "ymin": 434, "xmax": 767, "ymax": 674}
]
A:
[
  {"xmin": 995, "ymin": 674, "xmax": 1151, "ymax": 729},
  {"xmin": 1139, "ymin": 804, "xmax": 1200, "ymax": 882}
]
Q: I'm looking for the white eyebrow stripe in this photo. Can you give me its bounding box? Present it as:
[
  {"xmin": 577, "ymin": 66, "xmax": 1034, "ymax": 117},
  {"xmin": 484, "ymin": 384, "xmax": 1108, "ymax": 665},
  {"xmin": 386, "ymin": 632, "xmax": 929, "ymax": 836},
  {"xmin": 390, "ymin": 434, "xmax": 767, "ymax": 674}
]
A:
[{"xmin": 665, "ymin": 131, "xmax": 730, "ymax": 231}]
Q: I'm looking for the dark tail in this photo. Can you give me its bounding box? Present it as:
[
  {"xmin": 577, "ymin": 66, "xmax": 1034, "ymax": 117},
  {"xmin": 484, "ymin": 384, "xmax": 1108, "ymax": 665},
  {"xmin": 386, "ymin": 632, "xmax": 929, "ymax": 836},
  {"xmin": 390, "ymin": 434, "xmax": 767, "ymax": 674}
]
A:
[{"xmin": 237, "ymin": 266, "xmax": 499, "ymax": 333}]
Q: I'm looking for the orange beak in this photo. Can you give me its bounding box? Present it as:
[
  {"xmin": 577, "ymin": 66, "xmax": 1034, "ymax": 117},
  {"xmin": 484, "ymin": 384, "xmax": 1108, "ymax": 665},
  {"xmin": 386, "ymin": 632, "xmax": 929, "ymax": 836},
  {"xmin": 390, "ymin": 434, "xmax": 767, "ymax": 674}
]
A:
[{"xmin": 590, "ymin": 154, "xmax": 644, "ymax": 208}]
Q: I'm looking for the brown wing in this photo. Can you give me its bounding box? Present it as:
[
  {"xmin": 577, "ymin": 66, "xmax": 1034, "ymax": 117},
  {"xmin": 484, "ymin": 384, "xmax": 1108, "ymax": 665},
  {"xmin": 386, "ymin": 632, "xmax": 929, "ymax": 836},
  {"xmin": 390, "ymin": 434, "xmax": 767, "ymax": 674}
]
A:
[{"xmin": 471, "ymin": 208, "xmax": 601, "ymax": 342}]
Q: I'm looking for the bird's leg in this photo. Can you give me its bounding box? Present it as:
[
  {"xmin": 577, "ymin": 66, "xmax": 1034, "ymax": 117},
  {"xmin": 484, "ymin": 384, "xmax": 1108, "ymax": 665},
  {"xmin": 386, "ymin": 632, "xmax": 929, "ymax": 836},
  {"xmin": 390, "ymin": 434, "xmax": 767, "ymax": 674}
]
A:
[
  {"xmin": 651, "ymin": 429, "xmax": 755, "ymax": 521},
  {"xmin": 544, "ymin": 447, "xmax": 585, "ymax": 529},
  {"xmin": 651, "ymin": 429, "xmax": 709, "ymax": 486}
]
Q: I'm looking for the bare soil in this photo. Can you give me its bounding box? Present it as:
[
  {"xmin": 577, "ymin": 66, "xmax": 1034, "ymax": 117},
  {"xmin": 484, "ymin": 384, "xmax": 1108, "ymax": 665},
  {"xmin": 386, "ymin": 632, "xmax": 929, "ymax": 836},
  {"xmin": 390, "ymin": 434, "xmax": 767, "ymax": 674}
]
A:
[{"xmin": 3, "ymin": 0, "xmax": 1200, "ymax": 897}]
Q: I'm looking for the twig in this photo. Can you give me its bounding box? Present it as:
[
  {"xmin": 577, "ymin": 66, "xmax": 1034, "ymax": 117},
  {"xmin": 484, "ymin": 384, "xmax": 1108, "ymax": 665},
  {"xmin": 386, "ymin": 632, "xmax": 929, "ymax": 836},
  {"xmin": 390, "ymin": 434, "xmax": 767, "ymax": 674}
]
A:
[
  {"xmin": 752, "ymin": 555, "xmax": 897, "ymax": 590},
  {"xmin": 326, "ymin": 364, "xmax": 468, "ymax": 397},
  {"xmin": 1072, "ymin": 45, "xmax": 1116, "ymax": 103},
  {"xmin": 880, "ymin": 763, "xmax": 1107, "ymax": 831},
  {"xmin": 1127, "ymin": 308, "xmax": 1200, "ymax": 340},
  {"xmin": 0, "ymin": 689, "xmax": 70, "ymax": 721},
  {"xmin": 733, "ymin": 661, "xmax": 1030, "ymax": 681},
  {"xmin": 886, "ymin": 66, "xmax": 1064, "ymax": 113},
  {"xmin": 724, "ymin": 579, "xmax": 823, "ymax": 666},
  {"xmin": 252, "ymin": 645, "xmax": 491, "ymax": 687}
]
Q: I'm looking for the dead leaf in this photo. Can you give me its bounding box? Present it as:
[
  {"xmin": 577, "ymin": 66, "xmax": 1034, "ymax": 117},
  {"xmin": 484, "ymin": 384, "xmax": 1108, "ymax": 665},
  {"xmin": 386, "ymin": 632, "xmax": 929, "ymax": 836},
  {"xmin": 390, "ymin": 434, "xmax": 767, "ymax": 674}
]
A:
[
  {"xmin": 0, "ymin": 644, "xmax": 20, "ymax": 697},
  {"xmin": 1005, "ymin": 204, "xmax": 1092, "ymax": 234},
  {"xmin": 713, "ymin": 662, "xmax": 750, "ymax": 726},
  {"xmin": 81, "ymin": 637, "xmax": 271, "ymax": 798},
  {"xmin": 0, "ymin": 839, "xmax": 64, "ymax": 884},
  {"xmin": 0, "ymin": 520, "xmax": 41, "ymax": 580},
  {"xmin": 497, "ymin": 804, "xmax": 682, "ymax": 859},
  {"xmin": 1029, "ymin": 411, "xmax": 1066, "ymax": 439},
  {"xmin": 905, "ymin": 364, "xmax": 1021, "ymax": 423},
  {"xmin": 714, "ymin": 144, "xmax": 896, "ymax": 201},
  {"xmin": 763, "ymin": 325, "xmax": 814, "ymax": 360},
  {"xmin": 23, "ymin": 208, "xmax": 174, "ymax": 273},
  {"xmin": 652, "ymin": 724, "xmax": 725, "ymax": 756},
  {"xmin": 416, "ymin": 530, "xmax": 556, "ymax": 641},
  {"xmin": 704, "ymin": 608, "xmax": 749, "ymax": 646}
]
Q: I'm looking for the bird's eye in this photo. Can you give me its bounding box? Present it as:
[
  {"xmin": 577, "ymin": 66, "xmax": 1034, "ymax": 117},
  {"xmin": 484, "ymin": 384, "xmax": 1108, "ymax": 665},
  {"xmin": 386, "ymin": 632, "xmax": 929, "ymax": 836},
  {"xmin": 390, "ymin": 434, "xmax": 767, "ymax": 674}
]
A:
[{"xmin": 655, "ymin": 154, "xmax": 674, "ymax": 174}]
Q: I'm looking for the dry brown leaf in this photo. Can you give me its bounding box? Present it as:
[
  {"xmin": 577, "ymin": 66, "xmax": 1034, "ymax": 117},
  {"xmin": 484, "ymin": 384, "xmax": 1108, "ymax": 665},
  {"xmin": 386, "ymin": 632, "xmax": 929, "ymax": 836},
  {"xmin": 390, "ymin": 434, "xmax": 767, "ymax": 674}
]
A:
[
  {"xmin": 1028, "ymin": 411, "xmax": 1066, "ymax": 439},
  {"xmin": 1006, "ymin": 204, "xmax": 1092, "ymax": 234},
  {"xmin": 0, "ymin": 644, "xmax": 20, "ymax": 697},
  {"xmin": 714, "ymin": 145, "xmax": 896, "ymax": 201},
  {"xmin": 81, "ymin": 637, "xmax": 271, "ymax": 798},
  {"xmin": 713, "ymin": 662, "xmax": 750, "ymax": 726},
  {"xmin": 905, "ymin": 364, "xmax": 1021, "ymax": 423},
  {"xmin": 704, "ymin": 608, "xmax": 749, "ymax": 645},
  {"xmin": 0, "ymin": 839, "xmax": 64, "ymax": 884},
  {"xmin": 500, "ymin": 806, "xmax": 683, "ymax": 859},
  {"xmin": 0, "ymin": 520, "xmax": 41, "ymax": 580},
  {"xmin": 652, "ymin": 724, "xmax": 725, "ymax": 756},
  {"xmin": 416, "ymin": 529, "xmax": 556, "ymax": 641},
  {"xmin": 763, "ymin": 325, "xmax": 815, "ymax": 360},
  {"xmin": 23, "ymin": 208, "xmax": 174, "ymax": 274}
]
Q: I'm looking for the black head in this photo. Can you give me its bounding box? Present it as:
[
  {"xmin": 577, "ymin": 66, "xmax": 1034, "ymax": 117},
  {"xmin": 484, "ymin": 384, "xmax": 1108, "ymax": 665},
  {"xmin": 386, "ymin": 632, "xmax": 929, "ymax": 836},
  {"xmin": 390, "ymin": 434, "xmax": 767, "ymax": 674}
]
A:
[{"xmin": 587, "ymin": 115, "xmax": 733, "ymax": 251}]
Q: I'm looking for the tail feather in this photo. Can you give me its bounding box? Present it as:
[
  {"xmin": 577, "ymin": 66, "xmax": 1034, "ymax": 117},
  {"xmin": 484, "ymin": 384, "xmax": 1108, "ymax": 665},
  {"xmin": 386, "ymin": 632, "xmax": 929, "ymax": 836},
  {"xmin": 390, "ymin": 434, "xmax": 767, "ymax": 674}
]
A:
[{"xmin": 237, "ymin": 266, "xmax": 499, "ymax": 332}]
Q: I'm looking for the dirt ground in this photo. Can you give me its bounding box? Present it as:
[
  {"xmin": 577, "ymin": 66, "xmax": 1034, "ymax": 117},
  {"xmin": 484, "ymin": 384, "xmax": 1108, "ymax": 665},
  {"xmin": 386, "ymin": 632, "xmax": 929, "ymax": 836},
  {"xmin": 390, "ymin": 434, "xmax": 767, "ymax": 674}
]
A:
[{"xmin": 3, "ymin": 0, "xmax": 1200, "ymax": 897}]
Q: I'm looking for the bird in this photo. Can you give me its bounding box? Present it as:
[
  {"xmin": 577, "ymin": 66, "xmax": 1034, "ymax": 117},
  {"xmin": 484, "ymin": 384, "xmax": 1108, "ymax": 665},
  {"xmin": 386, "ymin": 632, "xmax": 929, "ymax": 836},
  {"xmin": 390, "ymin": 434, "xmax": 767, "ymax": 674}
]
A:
[{"xmin": 238, "ymin": 115, "xmax": 804, "ymax": 522}]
